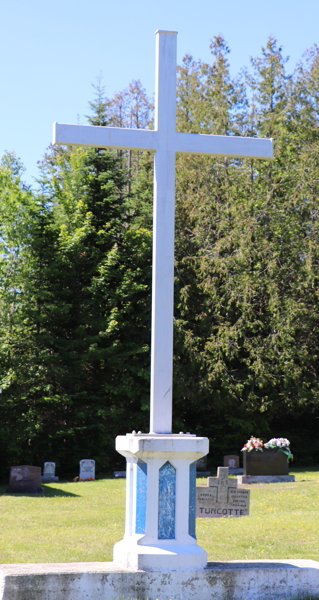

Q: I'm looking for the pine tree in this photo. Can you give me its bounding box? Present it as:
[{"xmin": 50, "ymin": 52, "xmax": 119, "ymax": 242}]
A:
[
  {"xmin": 0, "ymin": 86, "xmax": 153, "ymax": 475},
  {"xmin": 30, "ymin": 143, "xmax": 152, "ymax": 472},
  {"xmin": 174, "ymin": 37, "xmax": 319, "ymax": 462}
]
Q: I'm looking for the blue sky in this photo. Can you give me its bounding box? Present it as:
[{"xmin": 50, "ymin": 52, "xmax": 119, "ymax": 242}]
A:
[{"xmin": 0, "ymin": 0, "xmax": 317, "ymax": 187}]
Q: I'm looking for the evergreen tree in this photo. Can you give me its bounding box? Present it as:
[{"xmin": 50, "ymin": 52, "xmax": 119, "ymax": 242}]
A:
[
  {"xmin": 0, "ymin": 101, "xmax": 153, "ymax": 476},
  {"xmin": 174, "ymin": 37, "xmax": 319, "ymax": 463}
]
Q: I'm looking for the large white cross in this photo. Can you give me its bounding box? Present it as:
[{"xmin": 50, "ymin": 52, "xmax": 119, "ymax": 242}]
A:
[{"xmin": 53, "ymin": 30, "xmax": 273, "ymax": 436}]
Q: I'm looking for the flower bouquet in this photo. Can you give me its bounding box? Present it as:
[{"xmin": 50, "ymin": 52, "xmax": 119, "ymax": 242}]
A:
[
  {"xmin": 241, "ymin": 436, "xmax": 264, "ymax": 452},
  {"xmin": 242, "ymin": 436, "xmax": 293, "ymax": 461},
  {"xmin": 264, "ymin": 438, "xmax": 293, "ymax": 460}
]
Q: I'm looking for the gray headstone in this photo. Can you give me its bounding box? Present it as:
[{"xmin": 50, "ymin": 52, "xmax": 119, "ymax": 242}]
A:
[
  {"xmin": 196, "ymin": 456, "xmax": 208, "ymax": 472},
  {"xmin": 7, "ymin": 466, "xmax": 43, "ymax": 494},
  {"xmin": 80, "ymin": 459, "xmax": 95, "ymax": 480},
  {"xmin": 196, "ymin": 466, "xmax": 250, "ymax": 518},
  {"xmin": 43, "ymin": 462, "xmax": 56, "ymax": 476},
  {"xmin": 41, "ymin": 461, "xmax": 59, "ymax": 483},
  {"xmin": 114, "ymin": 471, "xmax": 126, "ymax": 478},
  {"xmin": 223, "ymin": 455, "xmax": 240, "ymax": 468}
]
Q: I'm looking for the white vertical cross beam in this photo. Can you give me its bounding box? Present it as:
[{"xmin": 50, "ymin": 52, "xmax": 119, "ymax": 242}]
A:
[
  {"xmin": 150, "ymin": 31, "xmax": 177, "ymax": 434},
  {"xmin": 52, "ymin": 30, "xmax": 273, "ymax": 437}
]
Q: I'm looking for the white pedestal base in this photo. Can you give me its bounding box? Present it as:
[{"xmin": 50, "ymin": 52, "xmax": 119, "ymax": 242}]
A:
[
  {"xmin": 113, "ymin": 538, "xmax": 207, "ymax": 571},
  {"xmin": 114, "ymin": 433, "xmax": 209, "ymax": 571}
]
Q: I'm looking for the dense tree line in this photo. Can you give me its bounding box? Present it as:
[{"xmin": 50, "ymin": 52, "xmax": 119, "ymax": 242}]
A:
[{"xmin": 0, "ymin": 37, "xmax": 318, "ymax": 478}]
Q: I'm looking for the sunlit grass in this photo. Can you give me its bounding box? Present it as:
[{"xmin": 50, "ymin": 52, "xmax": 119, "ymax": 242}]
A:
[
  {"xmin": 197, "ymin": 468, "xmax": 319, "ymax": 561},
  {"xmin": 0, "ymin": 479, "xmax": 124, "ymax": 563},
  {"xmin": 0, "ymin": 468, "xmax": 318, "ymax": 563}
]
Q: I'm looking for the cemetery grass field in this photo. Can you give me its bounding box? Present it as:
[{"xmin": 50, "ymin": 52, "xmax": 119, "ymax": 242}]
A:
[{"xmin": 0, "ymin": 468, "xmax": 318, "ymax": 564}]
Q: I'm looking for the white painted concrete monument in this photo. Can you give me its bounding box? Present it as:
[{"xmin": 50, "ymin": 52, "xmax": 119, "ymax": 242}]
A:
[{"xmin": 53, "ymin": 30, "xmax": 273, "ymax": 571}]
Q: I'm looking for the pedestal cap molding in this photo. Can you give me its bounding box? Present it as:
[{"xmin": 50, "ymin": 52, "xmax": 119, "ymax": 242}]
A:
[{"xmin": 116, "ymin": 434, "xmax": 209, "ymax": 460}]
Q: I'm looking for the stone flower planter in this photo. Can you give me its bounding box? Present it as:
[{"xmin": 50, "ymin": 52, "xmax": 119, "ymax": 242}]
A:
[{"xmin": 243, "ymin": 448, "xmax": 289, "ymax": 476}]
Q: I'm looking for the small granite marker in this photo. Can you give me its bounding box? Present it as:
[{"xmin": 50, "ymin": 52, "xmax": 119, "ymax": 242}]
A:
[
  {"xmin": 80, "ymin": 459, "xmax": 95, "ymax": 480},
  {"xmin": 113, "ymin": 471, "xmax": 126, "ymax": 478},
  {"xmin": 7, "ymin": 465, "xmax": 43, "ymax": 494},
  {"xmin": 223, "ymin": 455, "xmax": 239, "ymax": 468},
  {"xmin": 196, "ymin": 456, "xmax": 207, "ymax": 471},
  {"xmin": 41, "ymin": 462, "xmax": 59, "ymax": 483},
  {"xmin": 196, "ymin": 456, "xmax": 211, "ymax": 475},
  {"xmin": 223, "ymin": 454, "xmax": 243, "ymax": 475},
  {"xmin": 196, "ymin": 467, "xmax": 250, "ymax": 518}
]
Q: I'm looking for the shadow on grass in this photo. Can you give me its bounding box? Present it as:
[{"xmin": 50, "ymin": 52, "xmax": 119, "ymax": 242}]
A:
[
  {"xmin": 0, "ymin": 486, "xmax": 81, "ymax": 498},
  {"xmin": 43, "ymin": 485, "xmax": 81, "ymax": 497}
]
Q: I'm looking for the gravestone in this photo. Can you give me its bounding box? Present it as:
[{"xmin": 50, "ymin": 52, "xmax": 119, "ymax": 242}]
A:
[
  {"xmin": 44, "ymin": 461, "xmax": 56, "ymax": 476},
  {"xmin": 113, "ymin": 471, "xmax": 126, "ymax": 478},
  {"xmin": 238, "ymin": 448, "xmax": 296, "ymax": 483},
  {"xmin": 196, "ymin": 456, "xmax": 211, "ymax": 476},
  {"xmin": 196, "ymin": 467, "xmax": 250, "ymax": 517},
  {"xmin": 196, "ymin": 456, "xmax": 208, "ymax": 471},
  {"xmin": 80, "ymin": 459, "xmax": 95, "ymax": 480},
  {"xmin": 41, "ymin": 461, "xmax": 59, "ymax": 483},
  {"xmin": 223, "ymin": 455, "xmax": 239, "ymax": 468},
  {"xmin": 244, "ymin": 448, "xmax": 288, "ymax": 475},
  {"xmin": 7, "ymin": 465, "xmax": 43, "ymax": 494},
  {"xmin": 196, "ymin": 456, "xmax": 207, "ymax": 471},
  {"xmin": 223, "ymin": 454, "xmax": 243, "ymax": 474}
]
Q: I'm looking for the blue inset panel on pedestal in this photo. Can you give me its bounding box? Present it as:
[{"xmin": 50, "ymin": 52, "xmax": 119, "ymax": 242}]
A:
[
  {"xmin": 158, "ymin": 461, "xmax": 176, "ymax": 539},
  {"xmin": 136, "ymin": 460, "xmax": 147, "ymax": 534},
  {"xmin": 189, "ymin": 462, "xmax": 196, "ymax": 539}
]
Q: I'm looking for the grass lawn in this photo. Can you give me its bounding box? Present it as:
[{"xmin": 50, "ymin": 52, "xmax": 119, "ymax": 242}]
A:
[{"xmin": 0, "ymin": 467, "xmax": 318, "ymax": 563}]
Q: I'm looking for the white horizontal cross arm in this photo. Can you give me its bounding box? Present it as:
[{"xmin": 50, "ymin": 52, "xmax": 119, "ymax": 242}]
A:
[
  {"xmin": 53, "ymin": 123, "xmax": 157, "ymax": 152},
  {"xmin": 175, "ymin": 132, "xmax": 273, "ymax": 159},
  {"xmin": 53, "ymin": 122, "xmax": 273, "ymax": 160}
]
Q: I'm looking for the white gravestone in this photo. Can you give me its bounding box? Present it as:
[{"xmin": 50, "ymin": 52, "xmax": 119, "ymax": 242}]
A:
[
  {"xmin": 41, "ymin": 461, "xmax": 59, "ymax": 483},
  {"xmin": 197, "ymin": 467, "xmax": 250, "ymax": 517},
  {"xmin": 53, "ymin": 30, "xmax": 272, "ymax": 571},
  {"xmin": 43, "ymin": 462, "xmax": 56, "ymax": 476},
  {"xmin": 80, "ymin": 459, "xmax": 95, "ymax": 480}
]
